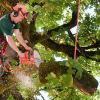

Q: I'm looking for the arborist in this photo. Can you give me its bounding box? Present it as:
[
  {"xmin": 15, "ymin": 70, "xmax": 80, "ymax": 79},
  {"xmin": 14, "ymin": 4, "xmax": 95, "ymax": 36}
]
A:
[
  {"xmin": 0, "ymin": 3, "xmax": 32, "ymax": 59},
  {"xmin": 0, "ymin": 3, "xmax": 33, "ymax": 73}
]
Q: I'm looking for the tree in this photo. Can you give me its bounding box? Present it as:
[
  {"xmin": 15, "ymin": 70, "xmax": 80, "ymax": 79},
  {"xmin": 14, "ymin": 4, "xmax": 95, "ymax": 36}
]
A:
[{"xmin": 0, "ymin": 0, "xmax": 100, "ymax": 99}]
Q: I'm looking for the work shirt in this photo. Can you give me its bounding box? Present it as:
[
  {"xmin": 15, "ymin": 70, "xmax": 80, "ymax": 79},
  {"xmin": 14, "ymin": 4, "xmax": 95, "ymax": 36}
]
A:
[{"xmin": 0, "ymin": 14, "xmax": 20, "ymax": 36}]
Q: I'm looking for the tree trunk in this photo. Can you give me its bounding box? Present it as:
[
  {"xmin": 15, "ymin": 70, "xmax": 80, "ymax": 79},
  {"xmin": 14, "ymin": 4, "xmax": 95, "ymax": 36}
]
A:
[
  {"xmin": 0, "ymin": 64, "xmax": 37, "ymax": 95},
  {"xmin": 10, "ymin": 87, "xmax": 25, "ymax": 100},
  {"xmin": 39, "ymin": 62, "xmax": 98, "ymax": 95},
  {"xmin": 0, "ymin": 61, "xmax": 98, "ymax": 96},
  {"xmin": 0, "ymin": 90, "xmax": 10, "ymax": 100}
]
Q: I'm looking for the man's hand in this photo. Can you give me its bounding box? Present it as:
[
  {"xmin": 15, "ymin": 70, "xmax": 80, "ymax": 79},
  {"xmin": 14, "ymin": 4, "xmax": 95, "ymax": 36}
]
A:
[
  {"xmin": 14, "ymin": 29, "xmax": 33, "ymax": 52},
  {"xmin": 17, "ymin": 51, "xmax": 25, "ymax": 58},
  {"xmin": 24, "ymin": 46, "xmax": 33, "ymax": 51}
]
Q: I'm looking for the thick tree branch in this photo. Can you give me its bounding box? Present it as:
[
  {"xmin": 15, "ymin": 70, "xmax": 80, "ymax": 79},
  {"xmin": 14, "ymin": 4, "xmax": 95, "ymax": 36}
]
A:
[
  {"xmin": 0, "ymin": 90, "xmax": 9, "ymax": 100},
  {"xmin": 10, "ymin": 87, "xmax": 25, "ymax": 100},
  {"xmin": 39, "ymin": 61, "xmax": 98, "ymax": 95},
  {"xmin": 30, "ymin": 33, "xmax": 99, "ymax": 61},
  {"xmin": 47, "ymin": 11, "xmax": 77, "ymax": 36},
  {"xmin": 68, "ymin": 30, "xmax": 88, "ymax": 57},
  {"xmin": 82, "ymin": 40, "xmax": 100, "ymax": 49},
  {"xmin": 40, "ymin": 38, "xmax": 99, "ymax": 58},
  {"xmin": 29, "ymin": 9, "xmax": 99, "ymax": 61},
  {"xmin": 40, "ymin": 38, "xmax": 79, "ymax": 58}
]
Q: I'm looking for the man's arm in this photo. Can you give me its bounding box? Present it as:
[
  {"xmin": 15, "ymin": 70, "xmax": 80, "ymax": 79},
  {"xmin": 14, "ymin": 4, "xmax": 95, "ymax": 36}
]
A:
[
  {"xmin": 6, "ymin": 35, "xmax": 24, "ymax": 57},
  {"xmin": 14, "ymin": 29, "xmax": 32, "ymax": 51}
]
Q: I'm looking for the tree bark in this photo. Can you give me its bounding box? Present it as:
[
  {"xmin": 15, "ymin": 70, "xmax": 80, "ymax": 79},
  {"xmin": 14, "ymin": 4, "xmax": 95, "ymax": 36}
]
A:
[
  {"xmin": 0, "ymin": 59, "xmax": 98, "ymax": 95},
  {"xmin": 10, "ymin": 87, "xmax": 25, "ymax": 100},
  {"xmin": 39, "ymin": 62, "xmax": 98, "ymax": 95},
  {"xmin": 0, "ymin": 90, "xmax": 10, "ymax": 100}
]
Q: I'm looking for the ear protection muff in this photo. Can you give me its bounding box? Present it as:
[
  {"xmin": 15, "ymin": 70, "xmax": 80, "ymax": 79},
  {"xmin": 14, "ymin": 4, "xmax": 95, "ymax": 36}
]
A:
[
  {"xmin": 13, "ymin": 11, "xmax": 18, "ymax": 17},
  {"xmin": 13, "ymin": 8, "xmax": 22, "ymax": 17}
]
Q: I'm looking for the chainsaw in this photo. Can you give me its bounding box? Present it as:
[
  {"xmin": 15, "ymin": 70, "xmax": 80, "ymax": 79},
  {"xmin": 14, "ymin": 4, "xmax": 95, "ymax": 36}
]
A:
[
  {"xmin": 0, "ymin": 50, "xmax": 43, "ymax": 77},
  {"xmin": 19, "ymin": 51, "xmax": 35, "ymax": 65},
  {"xmin": 19, "ymin": 50, "xmax": 43, "ymax": 67}
]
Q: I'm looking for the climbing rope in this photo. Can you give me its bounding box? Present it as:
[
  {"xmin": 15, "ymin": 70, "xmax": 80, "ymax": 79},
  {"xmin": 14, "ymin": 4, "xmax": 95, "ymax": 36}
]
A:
[{"xmin": 74, "ymin": 0, "xmax": 80, "ymax": 61}]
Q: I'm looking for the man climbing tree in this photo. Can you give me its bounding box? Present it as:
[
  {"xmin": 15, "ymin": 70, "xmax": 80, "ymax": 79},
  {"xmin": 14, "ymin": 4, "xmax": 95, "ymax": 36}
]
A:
[{"xmin": 0, "ymin": 3, "xmax": 32, "ymax": 74}]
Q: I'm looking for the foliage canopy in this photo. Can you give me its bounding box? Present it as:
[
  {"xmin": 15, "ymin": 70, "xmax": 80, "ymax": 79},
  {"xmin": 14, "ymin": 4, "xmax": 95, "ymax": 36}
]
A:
[{"xmin": 0, "ymin": 0, "xmax": 100, "ymax": 100}]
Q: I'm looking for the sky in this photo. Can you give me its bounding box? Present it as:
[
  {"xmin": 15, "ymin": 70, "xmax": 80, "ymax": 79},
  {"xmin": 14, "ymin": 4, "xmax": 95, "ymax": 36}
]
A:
[{"xmin": 96, "ymin": 77, "xmax": 100, "ymax": 90}]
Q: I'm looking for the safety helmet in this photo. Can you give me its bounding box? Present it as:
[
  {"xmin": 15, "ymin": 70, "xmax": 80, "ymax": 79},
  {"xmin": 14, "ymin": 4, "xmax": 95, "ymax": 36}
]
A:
[{"xmin": 13, "ymin": 3, "xmax": 29, "ymax": 18}]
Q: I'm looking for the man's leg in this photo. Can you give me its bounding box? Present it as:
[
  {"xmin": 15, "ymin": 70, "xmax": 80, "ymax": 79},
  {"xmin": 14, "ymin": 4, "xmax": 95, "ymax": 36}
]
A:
[
  {"xmin": 0, "ymin": 36, "xmax": 10, "ymax": 76},
  {"xmin": 0, "ymin": 56, "xmax": 4, "ymax": 77}
]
